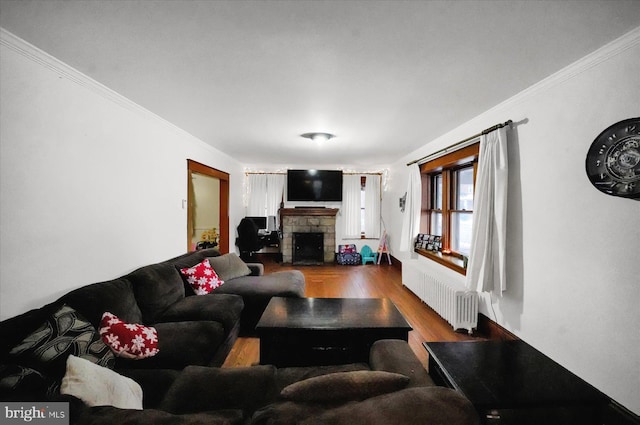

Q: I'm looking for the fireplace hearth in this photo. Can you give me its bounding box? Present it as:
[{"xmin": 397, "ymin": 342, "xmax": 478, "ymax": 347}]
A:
[{"xmin": 293, "ymin": 232, "xmax": 324, "ymax": 265}]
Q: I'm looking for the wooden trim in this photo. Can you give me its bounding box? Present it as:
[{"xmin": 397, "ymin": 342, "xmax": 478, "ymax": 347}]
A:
[
  {"xmin": 187, "ymin": 160, "xmax": 230, "ymax": 254},
  {"xmin": 415, "ymin": 248, "xmax": 466, "ymax": 275},
  {"xmin": 280, "ymin": 208, "xmax": 339, "ymax": 217},
  {"xmin": 477, "ymin": 313, "xmax": 519, "ymax": 341},
  {"xmin": 419, "ymin": 143, "xmax": 480, "ymax": 173}
]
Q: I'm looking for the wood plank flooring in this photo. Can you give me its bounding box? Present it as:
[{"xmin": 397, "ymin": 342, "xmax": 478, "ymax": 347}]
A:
[{"xmin": 222, "ymin": 257, "xmax": 484, "ymax": 369}]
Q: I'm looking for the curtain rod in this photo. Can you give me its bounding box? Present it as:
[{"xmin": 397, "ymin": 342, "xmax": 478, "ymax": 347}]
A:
[
  {"xmin": 245, "ymin": 171, "xmax": 382, "ymax": 175},
  {"xmin": 406, "ymin": 120, "xmax": 512, "ymax": 166}
]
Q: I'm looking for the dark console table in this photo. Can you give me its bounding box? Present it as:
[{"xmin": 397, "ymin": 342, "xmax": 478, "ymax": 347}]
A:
[
  {"xmin": 423, "ymin": 340, "xmax": 609, "ymax": 425},
  {"xmin": 257, "ymin": 297, "xmax": 412, "ymax": 367}
]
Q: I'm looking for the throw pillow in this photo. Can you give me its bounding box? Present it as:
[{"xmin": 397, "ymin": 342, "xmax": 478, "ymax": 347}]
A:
[
  {"xmin": 99, "ymin": 312, "xmax": 159, "ymax": 359},
  {"xmin": 280, "ymin": 370, "xmax": 410, "ymax": 403},
  {"xmin": 179, "ymin": 258, "xmax": 224, "ymax": 295},
  {"xmin": 8, "ymin": 304, "xmax": 114, "ymax": 379},
  {"xmin": 61, "ymin": 355, "xmax": 143, "ymax": 410},
  {"xmin": 206, "ymin": 253, "xmax": 251, "ymax": 281}
]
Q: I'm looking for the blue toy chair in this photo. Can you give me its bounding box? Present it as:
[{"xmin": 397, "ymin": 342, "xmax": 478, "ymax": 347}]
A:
[{"xmin": 361, "ymin": 245, "xmax": 377, "ymax": 265}]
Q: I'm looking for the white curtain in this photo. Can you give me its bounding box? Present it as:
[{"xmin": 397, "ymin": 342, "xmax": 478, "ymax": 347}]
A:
[
  {"xmin": 465, "ymin": 127, "xmax": 509, "ymax": 294},
  {"xmin": 265, "ymin": 174, "xmax": 285, "ymax": 218},
  {"xmin": 247, "ymin": 174, "xmax": 267, "ymax": 216},
  {"xmin": 342, "ymin": 174, "xmax": 362, "ymax": 239},
  {"xmin": 399, "ymin": 164, "xmax": 421, "ymax": 252},
  {"xmin": 364, "ymin": 175, "xmax": 381, "ymax": 238}
]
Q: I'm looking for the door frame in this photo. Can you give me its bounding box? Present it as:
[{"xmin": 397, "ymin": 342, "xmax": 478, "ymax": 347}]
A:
[{"xmin": 187, "ymin": 160, "xmax": 229, "ymax": 253}]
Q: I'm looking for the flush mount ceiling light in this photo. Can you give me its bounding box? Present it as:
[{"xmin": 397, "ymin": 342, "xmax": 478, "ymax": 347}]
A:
[{"xmin": 301, "ymin": 132, "xmax": 336, "ymax": 142}]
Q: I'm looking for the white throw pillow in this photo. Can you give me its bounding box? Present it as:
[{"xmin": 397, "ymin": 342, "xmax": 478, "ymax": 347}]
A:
[{"xmin": 60, "ymin": 355, "xmax": 143, "ymax": 410}]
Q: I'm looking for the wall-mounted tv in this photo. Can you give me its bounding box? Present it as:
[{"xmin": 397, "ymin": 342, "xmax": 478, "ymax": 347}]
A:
[{"xmin": 287, "ymin": 169, "xmax": 343, "ymax": 202}]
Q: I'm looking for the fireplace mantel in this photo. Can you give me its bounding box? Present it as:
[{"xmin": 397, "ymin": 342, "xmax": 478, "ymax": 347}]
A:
[{"xmin": 280, "ymin": 208, "xmax": 339, "ymax": 217}]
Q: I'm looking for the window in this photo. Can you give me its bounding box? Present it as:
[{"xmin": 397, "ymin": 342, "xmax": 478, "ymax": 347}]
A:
[{"xmin": 418, "ymin": 143, "xmax": 479, "ymax": 273}]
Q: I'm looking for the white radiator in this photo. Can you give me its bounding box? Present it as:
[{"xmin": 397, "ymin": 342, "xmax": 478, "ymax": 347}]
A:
[{"xmin": 402, "ymin": 262, "xmax": 478, "ymax": 334}]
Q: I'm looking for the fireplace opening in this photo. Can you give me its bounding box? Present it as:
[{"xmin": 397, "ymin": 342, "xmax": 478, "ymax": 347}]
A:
[{"xmin": 293, "ymin": 232, "xmax": 324, "ymax": 265}]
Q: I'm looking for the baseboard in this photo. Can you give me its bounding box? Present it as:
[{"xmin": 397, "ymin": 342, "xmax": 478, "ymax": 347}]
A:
[
  {"xmin": 387, "ymin": 254, "xmax": 402, "ymax": 271},
  {"xmin": 477, "ymin": 313, "xmax": 519, "ymax": 341}
]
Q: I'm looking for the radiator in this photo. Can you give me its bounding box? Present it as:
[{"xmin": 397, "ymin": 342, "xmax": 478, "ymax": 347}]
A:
[{"xmin": 402, "ymin": 263, "xmax": 478, "ymax": 334}]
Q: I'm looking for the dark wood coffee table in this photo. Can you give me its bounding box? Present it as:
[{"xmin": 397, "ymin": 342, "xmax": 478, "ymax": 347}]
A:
[{"xmin": 256, "ymin": 297, "xmax": 412, "ymax": 367}]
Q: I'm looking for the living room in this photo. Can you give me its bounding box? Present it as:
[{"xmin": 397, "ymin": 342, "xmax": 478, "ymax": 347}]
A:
[{"xmin": 1, "ymin": 1, "xmax": 639, "ymax": 423}]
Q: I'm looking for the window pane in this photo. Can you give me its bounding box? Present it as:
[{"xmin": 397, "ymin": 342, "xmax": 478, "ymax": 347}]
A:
[
  {"xmin": 433, "ymin": 174, "xmax": 442, "ymax": 209},
  {"xmin": 451, "ymin": 211, "xmax": 472, "ymax": 255},
  {"xmin": 456, "ymin": 167, "xmax": 474, "ymax": 210},
  {"xmin": 431, "ymin": 212, "xmax": 442, "ymax": 236}
]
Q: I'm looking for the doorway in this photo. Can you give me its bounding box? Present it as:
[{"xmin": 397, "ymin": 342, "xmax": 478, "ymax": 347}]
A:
[{"xmin": 187, "ymin": 160, "xmax": 229, "ymax": 253}]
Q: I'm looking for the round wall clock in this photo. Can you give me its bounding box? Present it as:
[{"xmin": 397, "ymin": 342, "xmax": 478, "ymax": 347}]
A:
[{"xmin": 585, "ymin": 117, "xmax": 640, "ymax": 199}]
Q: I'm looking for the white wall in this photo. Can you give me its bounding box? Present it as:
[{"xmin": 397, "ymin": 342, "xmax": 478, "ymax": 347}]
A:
[
  {"xmin": 0, "ymin": 30, "xmax": 245, "ymax": 320},
  {"xmin": 385, "ymin": 28, "xmax": 640, "ymax": 414}
]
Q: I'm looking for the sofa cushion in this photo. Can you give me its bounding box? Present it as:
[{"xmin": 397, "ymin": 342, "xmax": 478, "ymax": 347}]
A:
[
  {"xmin": 280, "ymin": 371, "xmax": 409, "ymax": 403},
  {"xmin": 114, "ymin": 321, "xmax": 225, "ymax": 370},
  {"xmin": 160, "ymin": 365, "xmax": 278, "ymax": 415},
  {"xmin": 128, "ymin": 263, "xmax": 187, "ymax": 324},
  {"xmin": 275, "ymin": 363, "xmax": 370, "ymax": 393},
  {"xmin": 99, "ymin": 312, "xmax": 159, "ymax": 359},
  {"xmin": 213, "ymin": 270, "xmax": 305, "ymax": 333},
  {"xmin": 299, "ymin": 387, "xmax": 480, "ymax": 425},
  {"xmin": 0, "ymin": 364, "xmax": 58, "ymax": 400},
  {"xmin": 58, "ymin": 278, "xmax": 143, "ymax": 328},
  {"xmin": 180, "ymin": 259, "xmax": 224, "ymax": 295},
  {"xmin": 207, "ymin": 253, "xmax": 252, "ymax": 281},
  {"xmin": 8, "ymin": 305, "xmax": 114, "ymax": 379},
  {"xmin": 159, "ymin": 294, "xmax": 243, "ymax": 334},
  {"xmin": 213, "ymin": 271, "xmax": 305, "ymax": 298},
  {"xmin": 61, "ymin": 355, "xmax": 143, "ymax": 409}
]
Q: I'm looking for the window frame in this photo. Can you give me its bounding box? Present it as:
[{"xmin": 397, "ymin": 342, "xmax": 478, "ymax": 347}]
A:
[{"xmin": 418, "ymin": 142, "xmax": 480, "ymax": 274}]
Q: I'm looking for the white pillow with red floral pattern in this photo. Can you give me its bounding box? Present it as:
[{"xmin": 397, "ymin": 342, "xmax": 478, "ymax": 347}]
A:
[
  {"xmin": 99, "ymin": 312, "xmax": 159, "ymax": 359},
  {"xmin": 179, "ymin": 258, "xmax": 224, "ymax": 295}
]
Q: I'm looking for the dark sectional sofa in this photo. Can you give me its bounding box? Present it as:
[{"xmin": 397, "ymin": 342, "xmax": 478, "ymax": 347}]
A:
[
  {"xmin": 0, "ymin": 248, "xmax": 479, "ymax": 424},
  {"xmin": 0, "ymin": 248, "xmax": 304, "ymax": 375},
  {"xmin": 74, "ymin": 339, "xmax": 478, "ymax": 425}
]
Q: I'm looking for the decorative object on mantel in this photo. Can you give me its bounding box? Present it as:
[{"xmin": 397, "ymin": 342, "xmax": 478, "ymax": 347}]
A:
[
  {"xmin": 300, "ymin": 132, "xmax": 336, "ymax": 142},
  {"xmin": 585, "ymin": 117, "xmax": 640, "ymax": 199},
  {"xmin": 415, "ymin": 234, "xmax": 442, "ymax": 252}
]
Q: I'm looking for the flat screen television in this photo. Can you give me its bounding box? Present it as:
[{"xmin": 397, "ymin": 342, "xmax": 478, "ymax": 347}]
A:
[
  {"xmin": 245, "ymin": 216, "xmax": 267, "ymax": 231},
  {"xmin": 287, "ymin": 169, "xmax": 343, "ymax": 202}
]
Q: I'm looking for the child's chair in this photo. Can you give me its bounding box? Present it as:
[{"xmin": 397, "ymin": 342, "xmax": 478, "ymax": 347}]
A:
[{"xmin": 360, "ymin": 245, "xmax": 377, "ymax": 265}]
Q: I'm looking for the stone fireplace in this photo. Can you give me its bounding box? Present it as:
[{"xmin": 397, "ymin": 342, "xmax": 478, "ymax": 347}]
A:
[{"xmin": 280, "ymin": 208, "xmax": 338, "ymax": 264}]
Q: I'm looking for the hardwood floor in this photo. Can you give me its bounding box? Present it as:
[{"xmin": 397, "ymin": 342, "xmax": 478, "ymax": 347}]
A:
[{"xmin": 222, "ymin": 257, "xmax": 485, "ymax": 369}]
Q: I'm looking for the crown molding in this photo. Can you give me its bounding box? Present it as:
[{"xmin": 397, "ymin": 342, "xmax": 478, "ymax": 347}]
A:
[
  {"xmin": 0, "ymin": 27, "xmax": 214, "ymax": 150},
  {"xmin": 483, "ymin": 25, "xmax": 640, "ymax": 116}
]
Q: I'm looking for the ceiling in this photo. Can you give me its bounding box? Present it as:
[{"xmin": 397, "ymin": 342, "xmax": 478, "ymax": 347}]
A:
[{"xmin": 1, "ymin": 0, "xmax": 639, "ymax": 168}]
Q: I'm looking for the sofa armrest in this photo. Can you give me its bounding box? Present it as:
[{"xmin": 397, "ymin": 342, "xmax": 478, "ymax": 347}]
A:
[
  {"xmin": 245, "ymin": 263, "xmax": 264, "ymax": 276},
  {"xmin": 369, "ymin": 340, "xmax": 434, "ymax": 387}
]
